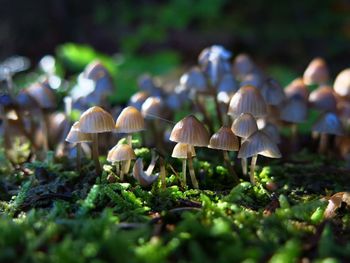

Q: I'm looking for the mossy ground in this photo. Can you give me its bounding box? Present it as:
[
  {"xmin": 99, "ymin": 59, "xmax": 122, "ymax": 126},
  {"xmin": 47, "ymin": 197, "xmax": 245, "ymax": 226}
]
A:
[{"xmin": 0, "ymin": 145, "xmax": 349, "ymax": 263}]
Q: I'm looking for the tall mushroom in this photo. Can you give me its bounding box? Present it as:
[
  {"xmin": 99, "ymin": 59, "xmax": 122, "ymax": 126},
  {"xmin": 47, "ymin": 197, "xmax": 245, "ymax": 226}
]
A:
[
  {"xmin": 78, "ymin": 106, "xmax": 115, "ymax": 176},
  {"xmin": 170, "ymin": 115, "xmax": 209, "ymax": 189}
]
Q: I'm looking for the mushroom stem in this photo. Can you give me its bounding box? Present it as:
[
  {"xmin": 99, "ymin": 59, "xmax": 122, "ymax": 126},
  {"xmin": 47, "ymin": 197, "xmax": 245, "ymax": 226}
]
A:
[
  {"xmin": 291, "ymin": 123, "xmax": 298, "ymax": 150},
  {"xmin": 241, "ymin": 158, "xmax": 248, "ymax": 176},
  {"xmin": 159, "ymin": 157, "xmax": 166, "ymax": 190},
  {"xmin": 120, "ymin": 162, "xmax": 125, "ymax": 181},
  {"xmin": 223, "ymin": 150, "xmax": 239, "ymax": 184},
  {"xmin": 182, "ymin": 159, "xmax": 187, "ymax": 185},
  {"xmin": 91, "ymin": 133, "xmax": 101, "ymax": 176},
  {"xmin": 76, "ymin": 143, "xmax": 81, "ymax": 172},
  {"xmin": 250, "ymin": 155, "xmax": 258, "ymax": 185},
  {"xmin": 319, "ymin": 133, "xmax": 328, "ymax": 154},
  {"xmin": 123, "ymin": 134, "xmax": 133, "ymax": 173},
  {"xmin": 187, "ymin": 149, "xmax": 199, "ymax": 189},
  {"xmin": 115, "ymin": 161, "xmax": 120, "ymax": 175}
]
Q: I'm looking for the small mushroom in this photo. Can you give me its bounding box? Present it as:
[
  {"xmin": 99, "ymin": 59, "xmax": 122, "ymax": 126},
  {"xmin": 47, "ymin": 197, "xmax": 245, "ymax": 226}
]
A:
[
  {"xmin": 309, "ymin": 86, "xmax": 337, "ymax": 113},
  {"xmin": 334, "ymin": 68, "xmax": 350, "ymax": 98},
  {"xmin": 128, "ymin": 91, "xmax": 149, "ymax": 111},
  {"xmin": 133, "ymin": 158, "xmax": 159, "ymax": 187},
  {"xmin": 232, "ymin": 53, "xmax": 255, "ymax": 80},
  {"xmin": 107, "ymin": 144, "xmax": 136, "ymax": 181},
  {"xmin": 285, "ymin": 78, "xmax": 309, "ymax": 100},
  {"xmin": 172, "ymin": 143, "xmax": 196, "ymax": 185},
  {"xmin": 303, "ymin": 57, "xmax": 329, "ymax": 86}
]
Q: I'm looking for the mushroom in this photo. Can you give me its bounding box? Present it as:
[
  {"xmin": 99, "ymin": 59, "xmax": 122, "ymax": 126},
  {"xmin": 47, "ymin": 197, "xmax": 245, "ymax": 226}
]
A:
[
  {"xmin": 65, "ymin": 122, "xmax": 92, "ymax": 172},
  {"xmin": 260, "ymin": 122, "xmax": 281, "ymax": 144},
  {"xmin": 312, "ymin": 112, "xmax": 344, "ymax": 154},
  {"xmin": 238, "ymin": 130, "xmax": 281, "ymax": 185},
  {"xmin": 170, "ymin": 115, "xmax": 210, "ymax": 189},
  {"xmin": 128, "ymin": 91, "xmax": 149, "ymax": 111},
  {"xmin": 107, "ymin": 144, "xmax": 136, "ymax": 181},
  {"xmin": 285, "ymin": 77, "xmax": 309, "ymax": 100},
  {"xmin": 172, "ymin": 143, "xmax": 196, "ymax": 186},
  {"xmin": 133, "ymin": 158, "xmax": 159, "ymax": 187},
  {"xmin": 231, "ymin": 113, "xmax": 258, "ymax": 176},
  {"xmin": 232, "ymin": 53, "xmax": 255, "ymax": 81},
  {"xmin": 309, "ymin": 86, "xmax": 337, "ymax": 113},
  {"xmin": 334, "ymin": 68, "xmax": 350, "ymax": 98},
  {"xmin": 78, "ymin": 106, "xmax": 115, "ymax": 176},
  {"xmin": 208, "ymin": 126, "xmax": 239, "ymax": 183},
  {"xmin": 303, "ymin": 57, "xmax": 329, "ymax": 86}
]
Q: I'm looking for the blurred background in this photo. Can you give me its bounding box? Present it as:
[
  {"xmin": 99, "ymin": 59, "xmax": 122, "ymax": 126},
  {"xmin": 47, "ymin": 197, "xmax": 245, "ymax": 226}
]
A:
[{"xmin": 1, "ymin": 0, "xmax": 350, "ymax": 92}]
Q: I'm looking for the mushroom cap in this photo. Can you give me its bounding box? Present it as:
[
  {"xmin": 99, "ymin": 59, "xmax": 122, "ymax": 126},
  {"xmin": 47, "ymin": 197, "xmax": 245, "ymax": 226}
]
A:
[
  {"xmin": 334, "ymin": 68, "xmax": 350, "ymax": 97},
  {"xmin": 232, "ymin": 53, "xmax": 255, "ymax": 78},
  {"xmin": 180, "ymin": 67, "xmax": 207, "ymax": 92},
  {"xmin": 115, "ymin": 106, "xmax": 145, "ymax": 133},
  {"xmin": 107, "ymin": 144, "xmax": 136, "ymax": 163},
  {"xmin": 231, "ymin": 113, "xmax": 258, "ymax": 138},
  {"xmin": 208, "ymin": 126, "xmax": 239, "ymax": 151},
  {"xmin": 78, "ymin": 106, "xmax": 115, "ymax": 133},
  {"xmin": 84, "ymin": 60, "xmax": 109, "ymax": 80},
  {"xmin": 171, "ymin": 143, "xmax": 196, "ymax": 159},
  {"xmin": 128, "ymin": 91, "xmax": 149, "ymax": 111},
  {"xmin": 303, "ymin": 57, "xmax": 329, "ymax": 85},
  {"xmin": 217, "ymin": 73, "xmax": 239, "ymax": 93},
  {"xmin": 228, "ymin": 85, "xmax": 267, "ymax": 118},
  {"xmin": 26, "ymin": 80, "xmax": 57, "ymax": 109},
  {"xmin": 238, "ymin": 130, "xmax": 281, "ymax": 159},
  {"xmin": 280, "ymin": 96, "xmax": 308, "ymax": 123},
  {"xmin": 169, "ymin": 115, "xmax": 210, "ymax": 147},
  {"xmin": 309, "ymin": 86, "xmax": 337, "ymax": 112},
  {"xmin": 285, "ymin": 78, "xmax": 309, "ymax": 100},
  {"xmin": 312, "ymin": 112, "xmax": 344, "ymax": 135},
  {"xmin": 239, "ymin": 72, "xmax": 264, "ymax": 89},
  {"xmin": 65, "ymin": 122, "xmax": 92, "ymax": 143},
  {"xmin": 260, "ymin": 78, "xmax": 286, "ymax": 106},
  {"xmin": 141, "ymin": 96, "xmax": 165, "ymax": 120},
  {"xmin": 260, "ymin": 122, "xmax": 281, "ymax": 144},
  {"xmin": 133, "ymin": 158, "xmax": 159, "ymax": 187}
]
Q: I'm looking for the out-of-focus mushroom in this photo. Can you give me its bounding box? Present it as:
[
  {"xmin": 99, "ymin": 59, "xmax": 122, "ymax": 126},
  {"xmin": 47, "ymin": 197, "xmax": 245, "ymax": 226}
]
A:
[
  {"xmin": 216, "ymin": 73, "xmax": 239, "ymax": 122},
  {"xmin": 232, "ymin": 53, "xmax": 255, "ymax": 80},
  {"xmin": 303, "ymin": 57, "xmax": 329, "ymax": 86},
  {"xmin": 208, "ymin": 126, "xmax": 239, "ymax": 183},
  {"xmin": 334, "ymin": 68, "xmax": 350, "ymax": 98},
  {"xmin": 78, "ymin": 106, "xmax": 115, "ymax": 176},
  {"xmin": 260, "ymin": 122, "xmax": 281, "ymax": 144},
  {"xmin": 107, "ymin": 144, "xmax": 136, "ymax": 181},
  {"xmin": 128, "ymin": 91, "xmax": 149, "ymax": 111},
  {"xmin": 170, "ymin": 115, "xmax": 210, "ymax": 188},
  {"xmin": 285, "ymin": 78, "xmax": 309, "ymax": 100},
  {"xmin": 312, "ymin": 112, "xmax": 344, "ymax": 154},
  {"xmin": 238, "ymin": 130, "xmax": 281, "ymax": 185},
  {"xmin": 309, "ymin": 86, "xmax": 337, "ymax": 113}
]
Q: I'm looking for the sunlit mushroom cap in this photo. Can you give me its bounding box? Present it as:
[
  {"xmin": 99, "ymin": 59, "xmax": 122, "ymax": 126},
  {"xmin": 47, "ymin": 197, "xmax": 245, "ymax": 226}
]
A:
[
  {"xmin": 303, "ymin": 57, "xmax": 329, "ymax": 85},
  {"xmin": 78, "ymin": 106, "xmax": 115, "ymax": 133},
  {"xmin": 285, "ymin": 78, "xmax": 309, "ymax": 100},
  {"xmin": 171, "ymin": 143, "xmax": 196, "ymax": 159},
  {"xmin": 115, "ymin": 106, "xmax": 145, "ymax": 133},
  {"xmin": 231, "ymin": 113, "xmax": 258, "ymax": 138},
  {"xmin": 208, "ymin": 126, "xmax": 239, "ymax": 151},
  {"xmin": 107, "ymin": 144, "xmax": 136, "ymax": 163},
  {"xmin": 309, "ymin": 86, "xmax": 337, "ymax": 112},
  {"xmin": 133, "ymin": 158, "xmax": 159, "ymax": 187},
  {"xmin": 280, "ymin": 96, "xmax": 308, "ymax": 123},
  {"xmin": 84, "ymin": 61, "xmax": 109, "ymax": 80},
  {"xmin": 65, "ymin": 122, "xmax": 92, "ymax": 143},
  {"xmin": 228, "ymin": 85, "xmax": 267, "ymax": 118},
  {"xmin": 238, "ymin": 130, "xmax": 281, "ymax": 159},
  {"xmin": 170, "ymin": 115, "xmax": 210, "ymax": 147},
  {"xmin": 334, "ymin": 68, "xmax": 350, "ymax": 97},
  {"xmin": 260, "ymin": 78, "xmax": 286, "ymax": 106},
  {"xmin": 232, "ymin": 53, "xmax": 255, "ymax": 79},
  {"xmin": 128, "ymin": 91, "xmax": 149, "ymax": 111},
  {"xmin": 26, "ymin": 80, "xmax": 57, "ymax": 109},
  {"xmin": 312, "ymin": 112, "xmax": 344, "ymax": 135},
  {"xmin": 141, "ymin": 96, "xmax": 165, "ymax": 120}
]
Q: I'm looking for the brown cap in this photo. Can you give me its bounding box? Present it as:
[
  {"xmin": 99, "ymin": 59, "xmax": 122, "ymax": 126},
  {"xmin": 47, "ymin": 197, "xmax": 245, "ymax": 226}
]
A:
[
  {"xmin": 208, "ymin": 126, "xmax": 239, "ymax": 151},
  {"xmin": 84, "ymin": 60, "xmax": 109, "ymax": 80},
  {"xmin": 107, "ymin": 144, "xmax": 136, "ymax": 163},
  {"xmin": 309, "ymin": 86, "xmax": 337, "ymax": 112},
  {"xmin": 260, "ymin": 78, "xmax": 285, "ymax": 106},
  {"xmin": 170, "ymin": 115, "xmax": 210, "ymax": 147},
  {"xmin": 303, "ymin": 57, "xmax": 329, "ymax": 85},
  {"xmin": 312, "ymin": 112, "xmax": 344, "ymax": 135},
  {"xmin": 334, "ymin": 68, "xmax": 350, "ymax": 97},
  {"xmin": 26, "ymin": 80, "xmax": 57, "ymax": 109},
  {"xmin": 285, "ymin": 78, "xmax": 309, "ymax": 100},
  {"xmin": 65, "ymin": 122, "xmax": 92, "ymax": 143},
  {"xmin": 228, "ymin": 85, "xmax": 267, "ymax": 118},
  {"xmin": 171, "ymin": 143, "xmax": 196, "ymax": 159},
  {"xmin": 115, "ymin": 106, "xmax": 145, "ymax": 133},
  {"xmin": 280, "ymin": 96, "xmax": 307, "ymax": 123},
  {"xmin": 231, "ymin": 113, "xmax": 258, "ymax": 138},
  {"xmin": 238, "ymin": 130, "xmax": 281, "ymax": 159},
  {"xmin": 141, "ymin": 96, "xmax": 165, "ymax": 119},
  {"xmin": 78, "ymin": 106, "xmax": 115, "ymax": 133}
]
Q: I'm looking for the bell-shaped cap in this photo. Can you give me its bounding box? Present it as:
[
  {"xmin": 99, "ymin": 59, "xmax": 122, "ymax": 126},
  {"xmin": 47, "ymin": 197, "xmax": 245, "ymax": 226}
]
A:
[
  {"xmin": 133, "ymin": 158, "xmax": 159, "ymax": 187},
  {"xmin": 170, "ymin": 115, "xmax": 210, "ymax": 147},
  {"xmin": 141, "ymin": 96, "xmax": 165, "ymax": 120},
  {"xmin": 115, "ymin": 106, "xmax": 145, "ymax": 133},
  {"xmin": 238, "ymin": 130, "xmax": 281, "ymax": 159},
  {"xmin": 260, "ymin": 78, "xmax": 285, "ymax": 106},
  {"xmin": 309, "ymin": 86, "xmax": 337, "ymax": 112},
  {"xmin": 232, "ymin": 53, "xmax": 255, "ymax": 79},
  {"xmin": 303, "ymin": 57, "xmax": 329, "ymax": 85},
  {"xmin": 84, "ymin": 60, "xmax": 109, "ymax": 80},
  {"xmin": 260, "ymin": 122, "xmax": 281, "ymax": 144},
  {"xmin": 128, "ymin": 91, "xmax": 149, "ymax": 111},
  {"xmin": 180, "ymin": 67, "xmax": 207, "ymax": 92},
  {"xmin": 26, "ymin": 80, "xmax": 57, "ymax": 109},
  {"xmin": 208, "ymin": 126, "xmax": 239, "ymax": 151},
  {"xmin": 78, "ymin": 106, "xmax": 115, "ymax": 133},
  {"xmin": 280, "ymin": 96, "xmax": 308, "ymax": 123},
  {"xmin": 231, "ymin": 113, "xmax": 258, "ymax": 138},
  {"xmin": 285, "ymin": 78, "xmax": 309, "ymax": 100},
  {"xmin": 171, "ymin": 143, "xmax": 196, "ymax": 159},
  {"xmin": 107, "ymin": 144, "xmax": 136, "ymax": 163},
  {"xmin": 228, "ymin": 85, "xmax": 267, "ymax": 118},
  {"xmin": 312, "ymin": 112, "xmax": 344, "ymax": 135},
  {"xmin": 66, "ymin": 122, "xmax": 92, "ymax": 143},
  {"xmin": 334, "ymin": 68, "xmax": 350, "ymax": 97}
]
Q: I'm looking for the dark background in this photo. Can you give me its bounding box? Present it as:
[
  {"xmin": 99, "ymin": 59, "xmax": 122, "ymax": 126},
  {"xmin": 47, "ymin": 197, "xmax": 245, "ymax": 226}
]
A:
[{"xmin": 1, "ymin": 0, "xmax": 350, "ymax": 74}]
